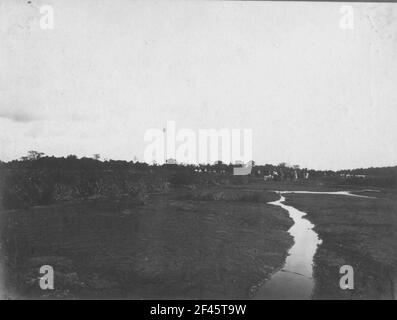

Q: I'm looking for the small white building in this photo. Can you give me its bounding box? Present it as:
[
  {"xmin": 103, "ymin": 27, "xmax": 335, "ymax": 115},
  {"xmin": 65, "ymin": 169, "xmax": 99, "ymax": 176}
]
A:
[
  {"xmin": 166, "ymin": 158, "xmax": 177, "ymax": 164},
  {"xmin": 264, "ymin": 175, "xmax": 272, "ymax": 181}
]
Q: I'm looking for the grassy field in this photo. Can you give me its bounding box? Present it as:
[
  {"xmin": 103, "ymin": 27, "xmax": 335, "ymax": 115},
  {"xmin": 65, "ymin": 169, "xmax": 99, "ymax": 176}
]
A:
[
  {"xmin": 0, "ymin": 187, "xmax": 293, "ymax": 299},
  {"xmin": 1, "ymin": 179, "xmax": 396, "ymax": 300},
  {"xmin": 284, "ymin": 189, "xmax": 397, "ymax": 299}
]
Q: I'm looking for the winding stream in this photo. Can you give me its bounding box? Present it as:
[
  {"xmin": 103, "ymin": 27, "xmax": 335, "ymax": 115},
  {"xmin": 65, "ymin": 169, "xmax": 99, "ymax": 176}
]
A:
[{"xmin": 254, "ymin": 190, "xmax": 375, "ymax": 300}]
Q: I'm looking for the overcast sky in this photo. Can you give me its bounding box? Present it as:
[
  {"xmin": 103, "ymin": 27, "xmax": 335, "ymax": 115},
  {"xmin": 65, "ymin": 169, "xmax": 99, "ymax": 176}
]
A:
[{"xmin": 1, "ymin": 0, "xmax": 396, "ymax": 170}]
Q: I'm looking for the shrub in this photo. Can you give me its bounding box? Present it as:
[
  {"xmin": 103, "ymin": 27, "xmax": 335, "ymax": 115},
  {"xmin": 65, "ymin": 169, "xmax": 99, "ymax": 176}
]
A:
[{"xmin": 168, "ymin": 172, "xmax": 195, "ymax": 186}]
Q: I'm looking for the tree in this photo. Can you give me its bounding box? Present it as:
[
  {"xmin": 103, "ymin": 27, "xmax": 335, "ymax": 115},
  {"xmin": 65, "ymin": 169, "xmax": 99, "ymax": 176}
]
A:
[
  {"xmin": 22, "ymin": 150, "xmax": 45, "ymax": 161},
  {"xmin": 92, "ymin": 154, "xmax": 101, "ymax": 160}
]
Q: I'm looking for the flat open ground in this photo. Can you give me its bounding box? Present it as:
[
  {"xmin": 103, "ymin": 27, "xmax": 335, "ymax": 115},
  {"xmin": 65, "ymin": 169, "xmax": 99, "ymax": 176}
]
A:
[
  {"xmin": 1, "ymin": 182, "xmax": 396, "ymax": 299},
  {"xmin": 284, "ymin": 189, "xmax": 397, "ymax": 299},
  {"xmin": 1, "ymin": 187, "xmax": 292, "ymax": 299}
]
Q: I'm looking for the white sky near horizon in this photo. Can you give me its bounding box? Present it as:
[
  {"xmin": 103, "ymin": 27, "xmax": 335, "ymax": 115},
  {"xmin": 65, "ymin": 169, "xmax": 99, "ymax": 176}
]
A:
[{"xmin": 0, "ymin": 0, "xmax": 397, "ymax": 170}]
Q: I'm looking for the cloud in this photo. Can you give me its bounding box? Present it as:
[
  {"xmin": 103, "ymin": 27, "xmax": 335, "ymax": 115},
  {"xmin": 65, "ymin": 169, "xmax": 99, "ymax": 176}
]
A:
[
  {"xmin": 0, "ymin": 111, "xmax": 38, "ymax": 123},
  {"xmin": 0, "ymin": 109, "xmax": 99, "ymax": 123}
]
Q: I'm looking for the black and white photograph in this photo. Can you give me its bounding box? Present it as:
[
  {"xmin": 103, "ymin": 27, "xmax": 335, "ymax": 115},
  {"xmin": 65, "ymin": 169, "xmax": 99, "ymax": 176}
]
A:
[{"xmin": 0, "ymin": 0, "xmax": 396, "ymax": 305}]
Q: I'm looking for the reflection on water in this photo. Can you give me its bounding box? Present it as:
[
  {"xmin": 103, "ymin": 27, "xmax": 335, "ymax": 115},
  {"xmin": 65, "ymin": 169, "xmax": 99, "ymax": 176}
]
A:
[
  {"xmin": 254, "ymin": 189, "xmax": 377, "ymax": 299},
  {"xmin": 278, "ymin": 190, "xmax": 375, "ymax": 198},
  {"xmin": 254, "ymin": 195, "xmax": 321, "ymax": 299}
]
